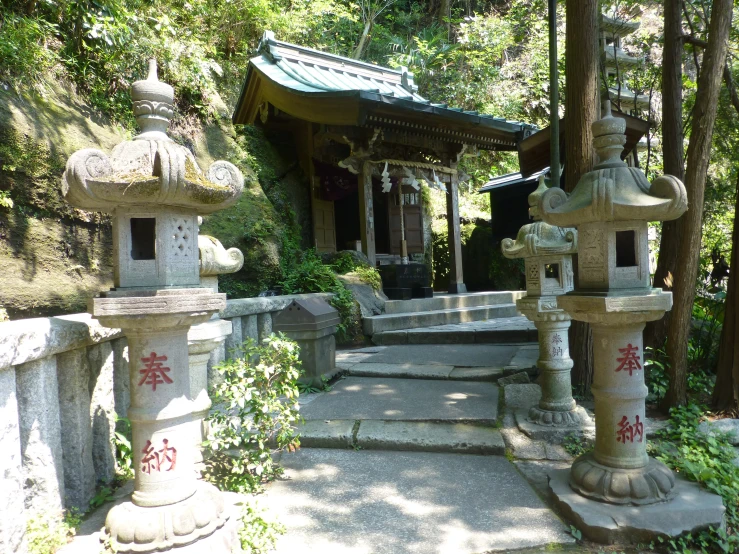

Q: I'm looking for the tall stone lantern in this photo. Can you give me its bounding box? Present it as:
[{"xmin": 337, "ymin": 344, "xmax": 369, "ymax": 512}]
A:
[
  {"xmin": 62, "ymin": 60, "xmax": 244, "ymax": 552},
  {"xmin": 540, "ymin": 106, "xmax": 686, "ymax": 506},
  {"xmin": 502, "ymin": 177, "xmax": 589, "ymax": 427}
]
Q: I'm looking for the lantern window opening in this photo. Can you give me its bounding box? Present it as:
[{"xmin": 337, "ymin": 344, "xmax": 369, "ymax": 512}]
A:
[
  {"xmin": 616, "ymin": 230, "xmax": 637, "ymax": 267},
  {"xmin": 130, "ymin": 217, "xmax": 156, "ymax": 260}
]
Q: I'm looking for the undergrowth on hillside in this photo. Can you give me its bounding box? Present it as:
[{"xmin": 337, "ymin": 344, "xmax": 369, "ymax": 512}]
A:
[{"xmin": 649, "ymin": 404, "xmax": 739, "ymax": 552}]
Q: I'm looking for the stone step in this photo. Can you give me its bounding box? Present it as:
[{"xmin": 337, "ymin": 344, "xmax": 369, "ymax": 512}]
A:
[
  {"xmin": 300, "ymin": 376, "xmax": 499, "ymax": 424},
  {"xmin": 372, "ymin": 316, "xmax": 538, "ymax": 345},
  {"xmin": 363, "ymin": 303, "xmax": 520, "ymax": 335},
  {"xmin": 383, "ymin": 291, "xmax": 524, "ymax": 314},
  {"xmin": 297, "ymin": 419, "xmax": 505, "ymax": 455}
]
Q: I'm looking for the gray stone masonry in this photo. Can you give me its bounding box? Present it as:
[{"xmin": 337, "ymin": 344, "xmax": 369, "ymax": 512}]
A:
[
  {"xmin": 88, "ymin": 341, "xmax": 117, "ymax": 485},
  {"xmin": 16, "ymin": 356, "xmax": 65, "ymax": 514},
  {"xmin": 0, "ymin": 368, "xmax": 25, "ymax": 554},
  {"xmin": 56, "ymin": 348, "xmax": 96, "ymax": 511},
  {"xmin": 111, "ymin": 337, "xmax": 130, "ymax": 419}
]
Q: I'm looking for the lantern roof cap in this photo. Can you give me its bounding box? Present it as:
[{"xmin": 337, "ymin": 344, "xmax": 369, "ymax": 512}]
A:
[
  {"xmin": 62, "ymin": 60, "xmax": 243, "ymax": 214},
  {"xmin": 538, "ymin": 105, "xmax": 687, "ymax": 227}
]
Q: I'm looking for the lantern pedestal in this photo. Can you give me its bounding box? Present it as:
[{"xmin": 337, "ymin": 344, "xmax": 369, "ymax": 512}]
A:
[
  {"xmin": 517, "ymin": 297, "xmax": 591, "ymax": 427},
  {"xmin": 555, "ymin": 291, "xmax": 675, "ymax": 505},
  {"xmin": 92, "ymin": 289, "xmax": 238, "ymax": 553}
]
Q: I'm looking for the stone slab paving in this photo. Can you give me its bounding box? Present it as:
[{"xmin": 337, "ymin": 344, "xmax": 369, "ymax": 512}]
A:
[
  {"xmin": 300, "ymin": 377, "xmax": 498, "ymax": 423},
  {"xmin": 361, "ymin": 343, "xmax": 521, "ymax": 367},
  {"xmin": 356, "ymin": 421, "xmax": 505, "ymax": 454},
  {"xmin": 347, "ymin": 363, "xmax": 455, "ymax": 379},
  {"xmin": 261, "ymin": 448, "xmax": 575, "ymax": 554},
  {"xmin": 297, "ymin": 420, "xmax": 355, "ymax": 448}
]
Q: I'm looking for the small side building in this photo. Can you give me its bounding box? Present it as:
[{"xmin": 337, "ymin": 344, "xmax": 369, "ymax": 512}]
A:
[{"xmin": 232, "ymin": 31, "xmax": 535, "ymax": 293}]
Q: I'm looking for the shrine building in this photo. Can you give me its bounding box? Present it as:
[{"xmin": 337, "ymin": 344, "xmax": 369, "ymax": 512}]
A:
[{"xmin": 232, "ymin": 31, "xmax": 535, "ymax": 293}]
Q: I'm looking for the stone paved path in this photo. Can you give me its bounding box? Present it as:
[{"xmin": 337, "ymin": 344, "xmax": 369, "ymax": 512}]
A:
[{"xmin": 264, "ymin": 342, "xmax": 578, "ymax": 553}]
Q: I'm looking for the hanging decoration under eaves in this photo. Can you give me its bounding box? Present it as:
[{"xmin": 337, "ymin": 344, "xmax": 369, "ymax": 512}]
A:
[
  {"xmin": 381, "ymin": 162, "xmax": 392, "ymax": 193},
  {"xmin": 401, "ymin": 167, "xmax": 420, "ymax": 191}
]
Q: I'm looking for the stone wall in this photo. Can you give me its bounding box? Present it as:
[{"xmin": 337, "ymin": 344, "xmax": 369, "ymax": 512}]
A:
[{"xmin": 0, "ymin": 293, "xmax": 331, "ymax": 553}]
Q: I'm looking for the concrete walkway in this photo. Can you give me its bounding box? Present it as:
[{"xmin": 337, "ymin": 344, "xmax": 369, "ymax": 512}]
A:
[{"xmin": 264, "ymin": 342, "xmax": 578, "ymax": 553}]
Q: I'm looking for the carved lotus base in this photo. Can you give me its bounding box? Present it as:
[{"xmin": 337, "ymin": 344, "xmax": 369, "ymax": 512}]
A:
[
  {"xmin": 528, "ymin": 405, "xmax": 591, "ymax": 427},
  {"xmin": 102, "ymin": 481, "xmax": 232, "ymax": 553},
  {"xmin": 569, "ymin": 452, "xmax": 676, "ymax": 505}
]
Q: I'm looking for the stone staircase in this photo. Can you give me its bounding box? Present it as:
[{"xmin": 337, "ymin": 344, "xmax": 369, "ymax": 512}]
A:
[{"xmin": 365, "ymin": 291, "xmax": 537, "ymax": 345}]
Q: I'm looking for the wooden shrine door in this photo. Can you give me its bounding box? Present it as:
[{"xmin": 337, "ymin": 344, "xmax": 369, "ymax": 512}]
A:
[{"xmin": 313, "ymin": 198, "xmax": 336, "ymax": 253}]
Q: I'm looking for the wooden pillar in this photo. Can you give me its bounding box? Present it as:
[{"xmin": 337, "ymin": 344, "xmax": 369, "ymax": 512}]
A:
[
  {"xmin": 358, "ymin": 160, "xmax": 376, "ymax": 266},
  {"xmin": 446, "ymin": 164, "xmax": 466, "ymax": 294}
]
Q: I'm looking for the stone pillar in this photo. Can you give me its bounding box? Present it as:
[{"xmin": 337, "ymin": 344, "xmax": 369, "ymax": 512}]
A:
[
  {"xmin": 88, "ymin": 341, "xmax": 117, "ymax": 484},
  {"xmin": 16, "ymin": 356, "xmax": 65, "ymax": 514},
  {"xmin": 0, "ymin": 367, "xmax": 26, "ymax": 553},
  {"xmin": 258, "ymin": 312, "xmax": 272, "ymax": 340},
  {"xmin": 57, "ymin": 348, "xmax": 96, "ymax": 510},
  {"xmin": 188, "ymin": 319, "xmax": 232, "ymax": 464},
  {"xmin": 359, "ymin": 160, "xmax": 376, "ymax": 266},
  {"xmin": 532, "ymin": 316, "xmax": 579, "ymax": 421},
  {"xmin": 446, "ymin": 169, "xmax": 466, "ymax": 294}
]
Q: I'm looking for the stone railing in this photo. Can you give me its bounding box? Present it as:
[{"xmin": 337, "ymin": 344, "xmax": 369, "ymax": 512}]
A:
[{"xmin": 0, "ymin": 293, "xmax": 331, "ymax": 553}]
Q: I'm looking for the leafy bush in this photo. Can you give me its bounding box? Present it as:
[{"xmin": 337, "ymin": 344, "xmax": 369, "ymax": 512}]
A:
[
  {"xmin": 238, "ymin": 501, "xmax": 286, "ymax": 554},
  {"xmin": 351, "ymin": 266, "xmax": 382, "ymax": 291},
  {"xmin": 280, "ymin": 249, "xmax": 361, "ymax": 344},
  {"xmin": 561, "ymin": 433, "xmax": 592, "ymax": 458},
  {"xmin": 0, "ymin": 13, "xmax": 59, "ymax": 87},
  {"xmin": 203, "ymin": 335, "xmax": 301, "ymax": 493},
  {"xmin": 26, "ymin": 509, "xmax": 81, "ymax": 554},
  {"xmin": 650, "ymin": 404, "xmax": 739, "ymax": 552}
]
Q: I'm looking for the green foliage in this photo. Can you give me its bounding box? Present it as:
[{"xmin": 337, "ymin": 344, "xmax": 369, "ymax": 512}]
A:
[
  {"xmin": 89, "ymin": 486, "xmax": 115, "ymax": 509},
  {"xmin": 298, "ymin": 375, "xmax": 333, "ymax": 394},
  {"xmin": 26, "ymin": 509, "xmax": 81, "ymax": 554},
  {"xmin": 562, "ymin": 433, "xmax": 592, "ymax": 458},
  {"xmin": 238, "ymin": 501, "xmax": 286, "ymax": 554},
  {"xmin": 114, "ymin": 416, "xmax": 134, "ymax": 479},
  {"xmin": 0, "ymin": 191, "xmax": 14, "ymax": 210},
  {"xmin": 650, "ymin": 404, "xmax": 739, "ymax": 552},
  {"xmin": 280, "ymin": 249, "xmax": 361, "ymax": 344},
  {"xmin": 0, "ymin": 13, "xmax": 59, "ymax": 88},
  {"xmin": 351, "ymin": 266, "xmax": 382, "ymax": 291},
  {"xmin": 204, "ymin": 335, "xmax": 301, "ymax": 493},
  {"xmin": 645, "ymin": 346, "xmax": 670, "ymax": 403},
  {"xmin": 330, "ymin": 251, "xmax": 367, "ymax": 274}
]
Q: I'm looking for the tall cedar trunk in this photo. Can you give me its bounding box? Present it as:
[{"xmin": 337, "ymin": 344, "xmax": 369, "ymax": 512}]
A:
[
  {"xmin": 439, "ymin": 0, "xmax": 450, "ymax": 28},
  {"xmin": 644, "ymin": 0, "xmax": 685, "ymax": 351},
  {"xmin": 564, "ymin": 0, "xmax": 599, "ymax": 392},
  {"xmin": 712, "ymin": 175, "xmax": 739, "ymax": 411},
  {"xmin": 664, "ymin": 0, "xmax": 733, "ymax": 408},
  {"xmin": 711, "ymin": 68, "xmax": 739, "ymax": 411}
]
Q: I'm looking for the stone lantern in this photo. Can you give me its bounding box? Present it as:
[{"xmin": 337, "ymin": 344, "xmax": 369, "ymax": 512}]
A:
[
  {"xmin": 502, "ymin": 176, "xmax": 589, "ymax": 427},
  {"xmin": 62, "ymin": 60, "xmax": 244, "ymax": 553},
  {"xmin": 188, "ymin": 232, "xmax": 245, "ymax": 467},
  {"xmin": 540, "ymin": 106, "xmax": 686, "ymax": 506}
]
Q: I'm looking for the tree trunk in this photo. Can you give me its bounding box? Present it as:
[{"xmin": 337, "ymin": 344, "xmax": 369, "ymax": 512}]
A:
[
  {"xmin": 439, "ymin": 0, "xmax": 450, "ymax": 28},
  {"xmin": 712, "ymin": 174, "xmax": 739, "ymax": 412},
  {"xmin": 645, "ymin": 0, "xmax": 685, "ymax": 351},
  {"xmin": 664, "ymin": 0, "xmax": 733, "ymax": 408},
  {"xmin": 564, "ymin": 0, "xmax": 599, "ymax": 392},
  {"xmin": 353, "ymin": 21, "xmax": 372, "ymax": 60}
]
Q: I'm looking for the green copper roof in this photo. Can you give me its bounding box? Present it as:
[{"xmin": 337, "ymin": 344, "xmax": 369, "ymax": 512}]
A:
[{"xmin": 233, "ymin": 31, "xmax": 534, "ymax": 141}]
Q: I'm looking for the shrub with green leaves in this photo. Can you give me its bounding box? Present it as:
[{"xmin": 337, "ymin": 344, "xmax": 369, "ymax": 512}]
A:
[
  {"xmin": 351, "ymin": 265, "xmax": 382, "ymax": 292},
  {"xmin": 650, "ymin": 404, "xmax": 739, "ymax": 552},
  {"xmin": 203, "ymin": 335, "xmax": 301, "ymax": 493},
  {"xmin": 238, "ymin": 501, "xmax": 286, "ymax": 554}
]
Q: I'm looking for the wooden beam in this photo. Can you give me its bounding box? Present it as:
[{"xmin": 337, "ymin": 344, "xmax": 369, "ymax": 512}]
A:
[
  {"xmin": 358, "ymin": 160, "xmax": 376, "ymax": 265},
  {"xmin": 446, "ymin": 158, "xmax": 466, "ymax": 294}
]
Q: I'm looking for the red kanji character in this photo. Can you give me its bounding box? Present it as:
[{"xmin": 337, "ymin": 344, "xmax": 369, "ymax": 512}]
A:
[
  {"xmin": 615, "ymin": 344, "xmax": 642, "ymax": 376},
  {"xmin": 633, "ymin": 415, "xmax": 644, "ymax": 443},
  {"xmin": 138, "ymin": 352, "xmax": 173, "ymax": 391},
  {"xmin": 616, "ymin": 416, "xmax": 634, "ymax": 443},
  {"xmin": 141, "ymin": 440, "xmax": 159, "ymax": 473},
  {"xmin": 157, "ymin": 439, "xmax": 177, "ymax": 472}
]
